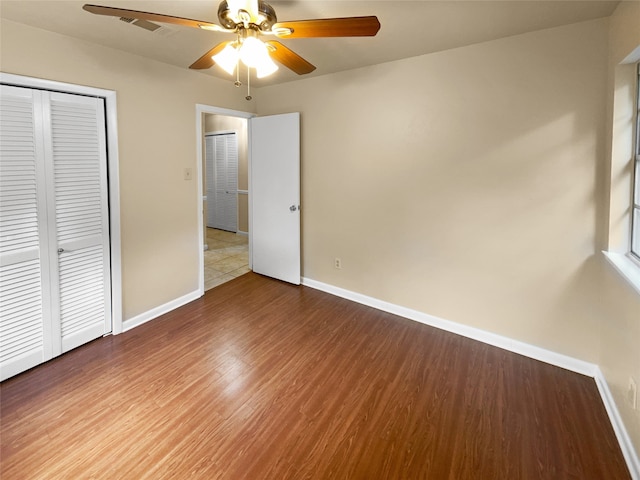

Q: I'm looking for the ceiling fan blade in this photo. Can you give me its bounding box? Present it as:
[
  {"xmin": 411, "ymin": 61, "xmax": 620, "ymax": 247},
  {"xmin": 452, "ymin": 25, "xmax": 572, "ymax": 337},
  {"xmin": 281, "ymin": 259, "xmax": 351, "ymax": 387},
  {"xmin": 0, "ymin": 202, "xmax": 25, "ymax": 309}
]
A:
[
  {"xmin": 273, "ymin": 16, "xmax": 380, "ymax": 38},
  {"xmin": 82, "ymin": 4, "xmax": 226, "ymax": 32},
  {"xmin": 266, "ymin": 41, "xmax": 316, "ymax": 75},
  {"xmin": 190, "ymin": 42, "xmax": 232, "ymax": 70}
]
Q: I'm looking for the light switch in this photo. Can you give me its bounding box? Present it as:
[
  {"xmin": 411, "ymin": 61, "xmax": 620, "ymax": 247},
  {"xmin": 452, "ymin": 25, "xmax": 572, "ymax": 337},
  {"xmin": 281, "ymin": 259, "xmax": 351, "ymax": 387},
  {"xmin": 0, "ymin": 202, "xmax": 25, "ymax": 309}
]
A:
[{"xmin": 184, "ymin": 168, "xmax": 192, "ymax": 180}]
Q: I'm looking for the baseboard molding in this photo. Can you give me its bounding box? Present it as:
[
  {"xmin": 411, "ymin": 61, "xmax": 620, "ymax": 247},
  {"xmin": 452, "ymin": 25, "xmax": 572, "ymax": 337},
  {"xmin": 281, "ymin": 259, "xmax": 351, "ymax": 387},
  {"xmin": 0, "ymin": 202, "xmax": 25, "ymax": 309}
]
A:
[
  {"xmin": 122, "ymin": 289, "xmax": 202, "ymax": 333},
  {"xmin": 594, "ymin": 368, "xmax": 640, "ymax": 480},
  {"xmin": 301, "ymin": 276, "xmax": 639, "ymax": 479},
  {"xmin": 302, "ymin": 277, "xmax": 595, "ymax": 376}
]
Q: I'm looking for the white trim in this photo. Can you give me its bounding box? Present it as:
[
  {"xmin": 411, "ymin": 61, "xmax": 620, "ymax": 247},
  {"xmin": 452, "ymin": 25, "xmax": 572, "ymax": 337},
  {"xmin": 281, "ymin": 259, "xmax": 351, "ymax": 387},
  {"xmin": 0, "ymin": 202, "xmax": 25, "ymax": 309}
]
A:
[
  {"xmin": 122, "ymin": 289, "xmax": 201, "ymax": 333},
  {"xmin": 197, "ymin": 104, "xmax": 255, "ymax": 120},
  {"xmin": 105, "ymin": 88, "xmax": 123, "ymax": 335},
  {"xmin": 595, "ymin": 368, "xmax": 640, "ymax": 480},
  {"xmin": 301, "ymin": 276, "xmax": 639, "ymax": 478},
  {"xmin": 195, "ymin": 104, "xmax": 256, "ymax": 295},
  {"xmin": 603, "ymin": 251, "xmax": 640, "ymax": 295},
  {"xmin": 2, "ymin": 72, "xmax": 114, "ymax": 98},
  {"xmin": 0, "ymin": 72, "xmax": 123, "ymax": 335}
]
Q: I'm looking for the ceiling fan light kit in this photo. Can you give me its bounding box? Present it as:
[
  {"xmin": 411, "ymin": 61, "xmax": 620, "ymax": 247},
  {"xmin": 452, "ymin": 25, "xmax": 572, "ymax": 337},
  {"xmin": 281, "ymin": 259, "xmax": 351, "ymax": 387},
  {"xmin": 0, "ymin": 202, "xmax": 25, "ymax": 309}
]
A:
[{"xmin": 83, "ymin": 1, "xmax": 380, "ymax": 99}]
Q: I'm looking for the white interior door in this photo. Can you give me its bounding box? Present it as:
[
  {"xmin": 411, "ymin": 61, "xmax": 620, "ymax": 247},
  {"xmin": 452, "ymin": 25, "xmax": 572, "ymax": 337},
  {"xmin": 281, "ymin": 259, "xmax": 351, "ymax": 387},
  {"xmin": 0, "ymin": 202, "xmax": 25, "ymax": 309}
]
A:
[
  {"xmin": 45, "ymin": 92, "xmax": 111, "ymax": 354},
  {"xmin": 206, "ymin": 133, "xmax": 238, "ymax": 232},
  {"xmin": 0, "ymin": 85, "xmax": 52, "ymax": 380},
  {"xmin": 250, "ymin": 113, "xmax": 300, "ymax": 285}
]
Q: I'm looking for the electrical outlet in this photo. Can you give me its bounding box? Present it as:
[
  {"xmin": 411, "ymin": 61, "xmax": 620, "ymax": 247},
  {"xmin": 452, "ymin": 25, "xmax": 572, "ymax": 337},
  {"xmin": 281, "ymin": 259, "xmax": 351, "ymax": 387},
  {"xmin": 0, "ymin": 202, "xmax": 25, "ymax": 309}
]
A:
[
  {"xmin": 334, "ymin": 258, "xmax": 342, "ymax": 269},
  {"xmin": 184, "ymin": 168, "xmax": 192, "ymax": 180},
  {"xmin": 629, "ymin": 377, "xmax": 637, "ymax": 410}
]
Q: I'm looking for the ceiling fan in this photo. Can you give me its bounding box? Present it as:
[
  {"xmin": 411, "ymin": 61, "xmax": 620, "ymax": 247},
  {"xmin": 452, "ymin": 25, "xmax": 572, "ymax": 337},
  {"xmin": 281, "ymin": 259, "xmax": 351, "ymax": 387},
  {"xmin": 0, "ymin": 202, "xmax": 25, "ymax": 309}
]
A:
[{"xmin": 83, "ymin": 1, "xmax": 380, "ymax": 97}]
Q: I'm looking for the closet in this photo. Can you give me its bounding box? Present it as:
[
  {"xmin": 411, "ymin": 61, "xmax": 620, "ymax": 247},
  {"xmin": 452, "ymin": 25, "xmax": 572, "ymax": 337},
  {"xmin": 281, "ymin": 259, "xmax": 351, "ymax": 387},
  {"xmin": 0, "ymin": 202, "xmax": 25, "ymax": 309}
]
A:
[
  {"xmin": 205, "ymin": 133, "xmax": 238, "ymax": 232},
  {"xmin": 0, "ymin": 84, "xmax": 111, "ymax": 381}
]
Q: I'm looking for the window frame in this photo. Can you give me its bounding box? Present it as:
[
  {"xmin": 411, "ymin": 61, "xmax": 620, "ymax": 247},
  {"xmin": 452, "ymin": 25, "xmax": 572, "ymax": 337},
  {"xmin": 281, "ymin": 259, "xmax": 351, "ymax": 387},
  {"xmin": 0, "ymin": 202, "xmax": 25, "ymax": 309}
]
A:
[
  {"xmin": 631, "ymin": 62, "xmax": 640, "ymax": 262},
  {"xmin": 603, "ymin": 61, "xmax": 640, "ymax": 295}
]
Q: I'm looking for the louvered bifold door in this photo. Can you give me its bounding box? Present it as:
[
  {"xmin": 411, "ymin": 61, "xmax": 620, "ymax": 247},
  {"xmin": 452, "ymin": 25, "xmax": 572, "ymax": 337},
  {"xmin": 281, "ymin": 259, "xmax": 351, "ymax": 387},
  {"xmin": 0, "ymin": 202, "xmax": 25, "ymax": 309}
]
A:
[
  {"xmin": 212, "ymin": 134, "xmax": 238, "ymax": 232},
  {"xmin": 44, "ymin": 92, "xmax": 111, "ymax": 355},
  {"xmin": 0, "ymin": 86, "xmax": 53, "ymax": 381},
  {"xmin": 224, "ymin": 134, "xmax": 238, "ymax": 232}
]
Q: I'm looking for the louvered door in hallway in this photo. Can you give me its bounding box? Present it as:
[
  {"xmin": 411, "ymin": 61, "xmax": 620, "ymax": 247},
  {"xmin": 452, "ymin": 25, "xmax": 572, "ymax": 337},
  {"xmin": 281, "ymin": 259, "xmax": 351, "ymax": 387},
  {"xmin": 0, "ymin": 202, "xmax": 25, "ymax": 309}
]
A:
[
  {"xmin": 205, "ymin": 132, "xmax": 238, "ymax": 233},
  {"xmin": 0, "ymin": 85, "xmax": 111, "ymax": 381}
]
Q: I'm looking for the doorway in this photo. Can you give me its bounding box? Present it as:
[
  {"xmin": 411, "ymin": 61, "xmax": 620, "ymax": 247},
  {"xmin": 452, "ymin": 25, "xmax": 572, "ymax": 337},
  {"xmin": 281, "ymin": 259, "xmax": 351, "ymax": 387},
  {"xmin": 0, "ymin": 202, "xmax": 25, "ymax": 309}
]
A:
[
  {"xmin": 196, "ymin": 105, "xmax": 301, "ymax": 294},
  {"xmin": 198, "ymin": 107, "xmax": 252, "ymax": 292}
]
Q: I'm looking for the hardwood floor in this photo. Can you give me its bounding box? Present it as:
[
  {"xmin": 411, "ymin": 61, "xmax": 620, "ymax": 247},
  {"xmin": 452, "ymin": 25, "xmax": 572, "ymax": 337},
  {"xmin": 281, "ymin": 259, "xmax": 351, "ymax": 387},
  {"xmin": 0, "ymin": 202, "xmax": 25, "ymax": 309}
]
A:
[{"xmin": 0, "ymin": 273, "xmax": 630, "ymax": 479}]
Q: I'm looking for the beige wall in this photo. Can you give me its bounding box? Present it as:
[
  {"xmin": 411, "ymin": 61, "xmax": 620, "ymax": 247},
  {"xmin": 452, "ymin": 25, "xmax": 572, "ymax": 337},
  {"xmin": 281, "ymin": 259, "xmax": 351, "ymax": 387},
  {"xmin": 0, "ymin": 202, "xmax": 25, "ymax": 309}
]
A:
[
  {"xmin": 0, "ymin": 19, "xmax": 256, "ymax": 320},
  {"xmin": 257, "ymin": 18, "xmax": 609, "ymax": 361},
  {"xmin": 204, "ymin": 114, "xmax": 249, "ymax": 233},
  {"xmin": 600, "ymin": 0, "xmax": 640, "ymax": 460}
]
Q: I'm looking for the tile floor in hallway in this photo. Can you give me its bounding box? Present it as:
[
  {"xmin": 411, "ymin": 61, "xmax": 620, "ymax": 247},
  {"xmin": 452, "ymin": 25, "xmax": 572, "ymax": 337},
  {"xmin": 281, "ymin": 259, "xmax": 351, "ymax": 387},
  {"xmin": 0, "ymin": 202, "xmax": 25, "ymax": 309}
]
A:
[{"xmin": 205, "ymin": 228, "xmax": 250, "ymax": 291}]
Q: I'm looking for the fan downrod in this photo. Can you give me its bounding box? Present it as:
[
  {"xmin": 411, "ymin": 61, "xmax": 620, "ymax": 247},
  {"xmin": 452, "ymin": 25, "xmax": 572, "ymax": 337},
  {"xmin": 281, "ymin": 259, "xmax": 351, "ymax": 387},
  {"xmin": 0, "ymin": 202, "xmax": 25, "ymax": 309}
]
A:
[{"xmin": 217, "ymin": 0, "xmax": 277, "ymax": 31}]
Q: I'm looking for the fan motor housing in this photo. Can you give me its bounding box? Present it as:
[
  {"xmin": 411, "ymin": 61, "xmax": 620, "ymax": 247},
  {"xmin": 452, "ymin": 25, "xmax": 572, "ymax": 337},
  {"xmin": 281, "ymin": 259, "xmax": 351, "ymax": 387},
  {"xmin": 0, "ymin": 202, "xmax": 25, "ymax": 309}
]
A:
[{"xmin": 217, "ymin": 0, "xmax": 277, "ymax": 31}]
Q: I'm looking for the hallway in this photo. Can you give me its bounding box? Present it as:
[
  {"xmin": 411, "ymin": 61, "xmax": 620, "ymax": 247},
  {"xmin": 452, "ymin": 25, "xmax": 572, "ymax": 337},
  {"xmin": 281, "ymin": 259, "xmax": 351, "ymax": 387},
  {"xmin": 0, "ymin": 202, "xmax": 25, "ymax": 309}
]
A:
[{"xmin": 204, "ymin": 228, "xmax": 249, "ymax": 290}]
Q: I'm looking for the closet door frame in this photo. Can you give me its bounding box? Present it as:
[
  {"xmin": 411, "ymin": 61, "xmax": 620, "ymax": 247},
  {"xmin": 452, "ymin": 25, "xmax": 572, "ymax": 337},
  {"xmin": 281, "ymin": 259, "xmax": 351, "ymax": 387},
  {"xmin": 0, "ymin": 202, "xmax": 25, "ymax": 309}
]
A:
[{"xmin": 0, "ymin": 73, "xmax": 123, "ymax": 335}]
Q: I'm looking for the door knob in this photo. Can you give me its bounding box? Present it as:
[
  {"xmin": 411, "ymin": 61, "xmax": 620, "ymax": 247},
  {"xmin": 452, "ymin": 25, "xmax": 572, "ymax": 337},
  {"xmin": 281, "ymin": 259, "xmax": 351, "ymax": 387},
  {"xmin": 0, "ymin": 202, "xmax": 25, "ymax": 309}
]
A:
[
  {"xmin": 289, "ymin": 205, "xmax": 298, "ymax": 212},
  {"xmin": 57, "ymin": 248, "xmax": 64, "ymax": 254}
]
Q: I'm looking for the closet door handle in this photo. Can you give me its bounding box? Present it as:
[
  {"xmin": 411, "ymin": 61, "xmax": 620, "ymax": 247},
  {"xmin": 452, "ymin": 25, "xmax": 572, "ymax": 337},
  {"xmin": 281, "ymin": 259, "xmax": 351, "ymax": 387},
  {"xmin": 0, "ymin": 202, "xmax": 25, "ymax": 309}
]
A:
[{"xmin": 57, "ymin": 248, "xmax": 64, "ymax": 254}]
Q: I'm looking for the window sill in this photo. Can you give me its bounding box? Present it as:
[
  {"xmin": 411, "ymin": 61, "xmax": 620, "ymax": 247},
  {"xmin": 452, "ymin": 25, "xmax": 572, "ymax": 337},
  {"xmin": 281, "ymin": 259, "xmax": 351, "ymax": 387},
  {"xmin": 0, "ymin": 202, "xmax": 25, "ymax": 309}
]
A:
[{"xmin": 603, "ymin": 251, "xmax": 640, "ymax": 295}]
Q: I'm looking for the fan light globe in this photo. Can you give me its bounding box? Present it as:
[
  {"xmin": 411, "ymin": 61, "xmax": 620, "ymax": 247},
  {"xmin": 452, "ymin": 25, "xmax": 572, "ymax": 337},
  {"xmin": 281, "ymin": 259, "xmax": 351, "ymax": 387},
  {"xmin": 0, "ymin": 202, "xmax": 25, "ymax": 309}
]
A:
[
  {"xmin": 239, "ymin": 36, "xmax": 268, "ymax": 68},
  {"xmin": 256, "ymin": 56, "xmax": 278, "ymax": 78},
  {"xmin": 212, "ymin": 44, "xmax": 239, "ymax": 75}
]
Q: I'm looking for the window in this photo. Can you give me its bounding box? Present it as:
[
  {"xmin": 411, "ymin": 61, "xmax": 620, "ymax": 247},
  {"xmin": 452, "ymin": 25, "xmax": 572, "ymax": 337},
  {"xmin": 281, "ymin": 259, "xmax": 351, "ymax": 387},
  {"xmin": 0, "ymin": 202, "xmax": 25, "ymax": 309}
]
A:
[
  {"xmin": 632, "ymin": 63, "xmax": 640, "ymax": 259},
  {"xmin": 604, "ymin": 62, "xmax": 640, "ymax": 294}
]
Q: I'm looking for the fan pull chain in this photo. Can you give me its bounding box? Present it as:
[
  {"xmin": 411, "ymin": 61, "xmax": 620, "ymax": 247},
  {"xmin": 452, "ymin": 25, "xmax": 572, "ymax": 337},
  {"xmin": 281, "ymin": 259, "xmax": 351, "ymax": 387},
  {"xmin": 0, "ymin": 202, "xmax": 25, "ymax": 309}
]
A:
[
  {"xmin": 234, "ymin": 34, "xmax": 242, "ymax": 88},
  {"xmin": 234, "ymin": 59, "xmax": 241, "ymax": 87},
  {"xmin": 246, "ymin": 66, "xmax": 252, "ymax": 101}
]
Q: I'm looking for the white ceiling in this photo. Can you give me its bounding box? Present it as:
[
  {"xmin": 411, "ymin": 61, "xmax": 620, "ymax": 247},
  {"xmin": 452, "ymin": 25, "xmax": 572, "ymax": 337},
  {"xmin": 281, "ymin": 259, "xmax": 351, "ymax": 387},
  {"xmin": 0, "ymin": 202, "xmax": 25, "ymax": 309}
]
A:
[{"xmin": 0, "ymin": 0, "xmax": 620, "ymax": 87}]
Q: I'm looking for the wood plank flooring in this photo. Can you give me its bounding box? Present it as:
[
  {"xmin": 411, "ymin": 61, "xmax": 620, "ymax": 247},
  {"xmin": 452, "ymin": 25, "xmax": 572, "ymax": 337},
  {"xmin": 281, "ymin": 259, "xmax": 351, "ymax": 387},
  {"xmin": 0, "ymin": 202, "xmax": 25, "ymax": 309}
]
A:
[{"xmin": 0, "ymin": 273, "xmax": 630, "ymax": 479}]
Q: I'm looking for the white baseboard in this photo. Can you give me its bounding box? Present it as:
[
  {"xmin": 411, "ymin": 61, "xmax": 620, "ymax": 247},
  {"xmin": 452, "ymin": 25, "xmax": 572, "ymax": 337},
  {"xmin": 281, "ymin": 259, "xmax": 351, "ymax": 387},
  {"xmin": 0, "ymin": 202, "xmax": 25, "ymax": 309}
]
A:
[
  {"xmin": 122, "ymin": 289, "xmax": 202, "ymax": 333},
  {"xmin": 594, "ymin": 368, "xmax": 640, "ymax": 480},
  {"xmin": 302, "ymin": 277, "xmax": 595, "ymax": 376},
  {"xmin": 301, "ymin": 276, "xmax": 639, "ymax": 479}
]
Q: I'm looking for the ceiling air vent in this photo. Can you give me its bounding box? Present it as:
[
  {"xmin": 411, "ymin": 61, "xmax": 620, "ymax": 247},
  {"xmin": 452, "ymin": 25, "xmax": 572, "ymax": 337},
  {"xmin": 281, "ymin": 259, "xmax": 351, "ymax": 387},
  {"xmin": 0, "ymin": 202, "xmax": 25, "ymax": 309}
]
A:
[{"xmin": 118, "ymin": 16, "xmax": 162, "ymax": 32}]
